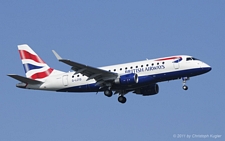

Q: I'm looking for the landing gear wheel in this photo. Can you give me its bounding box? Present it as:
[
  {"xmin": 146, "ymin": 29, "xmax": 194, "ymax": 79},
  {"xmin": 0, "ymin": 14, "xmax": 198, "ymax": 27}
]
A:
[
  {"xmin": 182, "ymin": 77, "xmax": 189, "ymax": 91},
  {"xmin": 104, "ymin": 90, "xmax": 113, "ymax": 97},
  {"xmin": 118, "ymin": 96, "xmax": 126, "ymax": 104},
  {"xmin": 183, "ymin": 85, "xmax": 188, "ymax": 90}
]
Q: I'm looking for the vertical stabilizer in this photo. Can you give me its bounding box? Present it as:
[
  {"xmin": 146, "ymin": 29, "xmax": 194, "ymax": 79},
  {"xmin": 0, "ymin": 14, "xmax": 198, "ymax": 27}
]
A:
[{"xmin": 18, "ymin": 44, "xmax": 54, "ymax": 80}]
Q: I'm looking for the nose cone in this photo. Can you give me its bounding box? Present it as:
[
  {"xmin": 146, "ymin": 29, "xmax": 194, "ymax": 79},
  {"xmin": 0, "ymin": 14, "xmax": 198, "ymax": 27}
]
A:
[
  {"xmin": 203, "ymin": 66, "xmax": 212, "ymax": 73},
  {"xmin": 201, "ymin": 62, "xmax": 212, "ymax": 73}
]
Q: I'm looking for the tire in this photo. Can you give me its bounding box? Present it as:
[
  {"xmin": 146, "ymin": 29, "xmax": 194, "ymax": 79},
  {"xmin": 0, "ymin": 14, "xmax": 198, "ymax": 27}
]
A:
[
  {"xmin": 118, "ymin": 96, "xmax": 126, "ymax": 104},
  {"xmin": 183, "ymin": 85, "xmax": 188, "ymax": 90},
  {"xmin": 104, "ymin": 90, "xmax": 113, "ymax": 97}
]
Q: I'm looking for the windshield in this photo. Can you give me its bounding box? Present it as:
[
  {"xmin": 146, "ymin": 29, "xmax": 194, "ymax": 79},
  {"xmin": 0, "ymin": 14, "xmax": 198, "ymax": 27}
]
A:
[
  {"xmin": 192, "ymin": 57, "xmax": 199, "ymax": 60},
  {"xmin": 186, "ymin": 57, "xmax": 200, "ymax": 61}
]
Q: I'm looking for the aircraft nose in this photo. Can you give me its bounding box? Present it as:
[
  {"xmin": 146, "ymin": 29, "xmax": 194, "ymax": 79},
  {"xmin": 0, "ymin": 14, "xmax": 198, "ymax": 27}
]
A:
[
  {"xmin": 201, "ymin": 63, "xmax": 212, "ymax": 73},
  {"xmin": 204, "ymin": 66, "xmax": 212, "ymax": 72}
]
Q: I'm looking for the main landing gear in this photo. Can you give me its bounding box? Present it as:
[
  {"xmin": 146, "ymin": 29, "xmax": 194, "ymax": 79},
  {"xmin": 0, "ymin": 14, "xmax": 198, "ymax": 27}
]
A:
[
  {"xmin": 118, "ymin": 95, "xmax": 126, "ymax": 104},
  {"xmin": 104, "ymin": 90, "xmax": 113, "ymax": 97},
  {"xmin": 104, "ymin": 89, "xmax": 127, "ymax": 104},
  {"xmin": 182, "ymin": 77, "xmax": 189, "ymax": 90}
]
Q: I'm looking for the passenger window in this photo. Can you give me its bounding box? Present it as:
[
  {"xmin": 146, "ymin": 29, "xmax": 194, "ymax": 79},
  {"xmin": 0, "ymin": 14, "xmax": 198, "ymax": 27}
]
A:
[
  {"xmin": 152, "ymin": 63, "xmax": 154, "ymax": 66},
  {"xmin": 162, "ymin": 62, "xmax": 165, "ymax": 64},
  {"xmin": 146, "ymin": 64, "xmax": 149, "ymax": 66},
  {"xmin": 114, "ymin": 69, "xmax": 116, "ymax": 71},
  {"xmin": 120, "ymin": 68, "xmax": 122, "ymax": 71},
  {"xmin": 125, "ymin": 67, "xmax": 127, "ymax": 70},
  {"xmin": 141, "ymin": 65, "xmax": 143, "ymax": 67},
  {"xmin": 136, "ymin": 66, "xmax": 138, "ymax": 68},
  {"xmin": 157, "ymin": 62, "xmax": 159, "ymax": 65},
  {"xmin": 130, "ymin": 67, "xmax": 133, "ymax": 69}
]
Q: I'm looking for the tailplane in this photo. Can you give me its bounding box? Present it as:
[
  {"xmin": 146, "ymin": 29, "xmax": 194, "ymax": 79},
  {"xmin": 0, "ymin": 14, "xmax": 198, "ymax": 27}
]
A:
[
  {"xmin": 8, "ymin": 74, "xmax": 43, "ymax": 84},
  {"xmin": 18, "ymin": 44, "xmax": 54, "ymax": 81}
]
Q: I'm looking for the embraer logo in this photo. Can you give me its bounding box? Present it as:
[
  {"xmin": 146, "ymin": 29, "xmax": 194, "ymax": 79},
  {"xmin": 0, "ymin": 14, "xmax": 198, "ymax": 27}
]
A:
[{"xmin": 125, "ymin": 65, "xmax": 165, "ymax": 74}]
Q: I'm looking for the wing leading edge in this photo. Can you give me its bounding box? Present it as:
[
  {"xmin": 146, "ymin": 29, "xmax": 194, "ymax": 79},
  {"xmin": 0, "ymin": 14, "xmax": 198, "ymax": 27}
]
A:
[{"xmin": 52, "ymin": 50, "xmax": 118, "ymax": 85}]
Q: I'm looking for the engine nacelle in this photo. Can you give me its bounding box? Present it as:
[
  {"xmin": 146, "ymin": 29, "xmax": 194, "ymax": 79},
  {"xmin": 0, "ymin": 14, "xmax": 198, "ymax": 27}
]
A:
[
  {"xmin": 114, "ymin": 73, "xmax": 138, "ymax": 85},
  {"xmin": 134, "ymin": 84, "xmax": 159, "ymax": 96}
]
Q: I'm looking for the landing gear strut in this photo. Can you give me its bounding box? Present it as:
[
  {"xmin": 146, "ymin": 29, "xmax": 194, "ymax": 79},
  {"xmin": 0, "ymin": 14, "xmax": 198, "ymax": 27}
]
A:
[
  {"xmin": 182, "ymin": 77, "xmax": 189, "ymax": 90},
  {"xmin": 118, "ymin": 95, "xmax": 126, "ymax": 104}
]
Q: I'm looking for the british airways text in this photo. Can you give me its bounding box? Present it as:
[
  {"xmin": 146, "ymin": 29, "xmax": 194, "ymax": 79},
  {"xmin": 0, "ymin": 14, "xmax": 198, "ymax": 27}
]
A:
[{"xmin": 125, "ymin": 65, "xmax": 165, "ymax": 74}]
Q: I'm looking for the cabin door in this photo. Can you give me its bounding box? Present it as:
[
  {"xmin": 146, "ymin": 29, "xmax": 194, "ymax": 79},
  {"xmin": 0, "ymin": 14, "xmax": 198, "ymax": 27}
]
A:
[
  {"xmin": 173, "ymin": 60, "xmax": 179, "ymax": 69},
  {"xmin": 62, "ymin": 75, "xmax": 68, "ymax": 86}
]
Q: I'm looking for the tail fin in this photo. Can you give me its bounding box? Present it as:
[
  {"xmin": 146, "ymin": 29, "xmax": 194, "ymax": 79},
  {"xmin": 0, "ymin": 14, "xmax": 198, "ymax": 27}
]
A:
[{"xmin": 18, "ymin": 44, "xmax": 54, "ymax": 80}]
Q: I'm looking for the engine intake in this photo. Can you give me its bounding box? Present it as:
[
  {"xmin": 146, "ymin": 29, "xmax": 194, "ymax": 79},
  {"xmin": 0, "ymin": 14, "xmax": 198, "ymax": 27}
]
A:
[
  {"xmin": 114, "ymin": 73, "xmax": 138, "ymax": 85},
  {"xmin": 134, "ymin": 84, "xmax": 159, "ymax": 96}
]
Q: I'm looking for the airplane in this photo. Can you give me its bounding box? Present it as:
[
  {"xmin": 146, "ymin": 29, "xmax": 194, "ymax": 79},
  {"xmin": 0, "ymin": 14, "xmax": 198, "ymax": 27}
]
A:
[{"xmin": 8, "ymin": 44, "xmax": 212, "ymax": 104}]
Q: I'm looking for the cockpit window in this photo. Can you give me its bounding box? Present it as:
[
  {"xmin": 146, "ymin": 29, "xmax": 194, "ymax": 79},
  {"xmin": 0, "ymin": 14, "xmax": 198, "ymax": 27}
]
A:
[
  {"xmin": 192, "ymin": 57, "xmax": 199, "ymax": 60},
  {"xmin": 186, "ymin": 57, "xmax": 192, "ymax": 61},
  {"xmin": 186, "ymin": 57, "xmax": 200, "ymax": 61}
]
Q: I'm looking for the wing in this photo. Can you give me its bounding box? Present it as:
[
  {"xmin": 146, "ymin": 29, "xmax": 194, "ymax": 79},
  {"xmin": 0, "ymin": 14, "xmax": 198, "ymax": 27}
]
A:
[{"xmin": 52, "ymin": 50, "xmax": 118, "ymax": 85}]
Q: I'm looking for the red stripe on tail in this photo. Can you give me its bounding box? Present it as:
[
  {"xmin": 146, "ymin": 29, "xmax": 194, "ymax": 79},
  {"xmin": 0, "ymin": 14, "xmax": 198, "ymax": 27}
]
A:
[
  {"xmin": 19, "ymin": 50, "xmax": 45, "ymax": 64},
  {"xmin": 30, "ymin": 68, "xmax": 54, "ymax": 80}
]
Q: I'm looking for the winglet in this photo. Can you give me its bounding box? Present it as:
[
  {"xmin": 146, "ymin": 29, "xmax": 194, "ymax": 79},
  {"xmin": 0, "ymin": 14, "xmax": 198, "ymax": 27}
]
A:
[{"xmin": 52, "ymin": 50, "xmax": 62, "ymax": 60}]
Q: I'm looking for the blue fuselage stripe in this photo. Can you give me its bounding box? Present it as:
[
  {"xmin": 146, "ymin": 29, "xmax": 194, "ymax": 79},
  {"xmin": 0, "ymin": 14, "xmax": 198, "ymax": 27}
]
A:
[{"xmin": 56, "ymin": 67, "xmax": 211, "ymax": 92}]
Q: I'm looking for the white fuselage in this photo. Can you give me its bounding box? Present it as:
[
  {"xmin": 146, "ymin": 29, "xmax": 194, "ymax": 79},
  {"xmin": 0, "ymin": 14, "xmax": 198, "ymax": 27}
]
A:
[
  {"xmin": 25, "ymin": 55, "xmax": 211, "ymax": 93},
  {"xmin": 10, "ymin": 44, "xmax": 211, "ymax": 103}
]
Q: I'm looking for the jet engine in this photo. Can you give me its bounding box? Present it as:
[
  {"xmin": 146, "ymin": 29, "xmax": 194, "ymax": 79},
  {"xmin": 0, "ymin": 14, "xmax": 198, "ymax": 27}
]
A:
[
  {"xmin": 114, "ymin": 73, "xmax": 138, "ymax": 85},
  {"xmin": 133, "ymin": 84, "xmax": 159, "ymax": 96}
]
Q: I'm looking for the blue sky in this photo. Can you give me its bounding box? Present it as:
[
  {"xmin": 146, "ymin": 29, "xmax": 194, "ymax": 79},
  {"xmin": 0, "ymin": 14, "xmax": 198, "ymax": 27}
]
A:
[{"xmin": 1, "ymin": 1, "xmax": 224, "ymax": 140}]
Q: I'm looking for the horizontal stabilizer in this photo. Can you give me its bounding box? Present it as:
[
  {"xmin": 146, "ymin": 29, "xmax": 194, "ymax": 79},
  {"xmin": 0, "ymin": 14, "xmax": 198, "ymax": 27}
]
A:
[{"xmin": 7, "ymin": 74, "xmax": 43, "ymax": 84}]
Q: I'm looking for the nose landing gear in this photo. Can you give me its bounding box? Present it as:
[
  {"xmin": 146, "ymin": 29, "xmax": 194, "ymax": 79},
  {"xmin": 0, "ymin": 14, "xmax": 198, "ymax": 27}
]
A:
[
  {"xmin": 183, "ymin": 85, "xmax": 188, "ymax": 90},
  {"xmin": 182, "ymin": 77, "xmax": 189, "ymax": 90}
]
